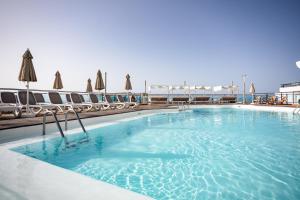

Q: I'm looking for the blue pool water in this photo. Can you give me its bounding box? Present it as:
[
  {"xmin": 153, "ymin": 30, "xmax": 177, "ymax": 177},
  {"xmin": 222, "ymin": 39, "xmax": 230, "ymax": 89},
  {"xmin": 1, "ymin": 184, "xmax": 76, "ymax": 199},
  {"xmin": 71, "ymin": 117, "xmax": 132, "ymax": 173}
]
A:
[{"xmin": 14, "ymin": 108, "xmax": 300, "ymax": 200}]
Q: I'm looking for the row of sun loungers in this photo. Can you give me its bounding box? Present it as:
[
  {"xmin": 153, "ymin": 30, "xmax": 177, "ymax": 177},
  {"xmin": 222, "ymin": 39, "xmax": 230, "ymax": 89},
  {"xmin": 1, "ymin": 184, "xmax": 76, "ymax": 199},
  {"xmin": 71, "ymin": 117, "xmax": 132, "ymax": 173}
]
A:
[
  {"xmin": 150, "ymin": 96, "xmax": 237, "ymax": 104},
  {"xmin": 254, "ymin": 95, "xmax": 288, "ymax": 105},
  {"xmin": 0, "ymin": 91, "xmax": 138, "ymax": 118}
]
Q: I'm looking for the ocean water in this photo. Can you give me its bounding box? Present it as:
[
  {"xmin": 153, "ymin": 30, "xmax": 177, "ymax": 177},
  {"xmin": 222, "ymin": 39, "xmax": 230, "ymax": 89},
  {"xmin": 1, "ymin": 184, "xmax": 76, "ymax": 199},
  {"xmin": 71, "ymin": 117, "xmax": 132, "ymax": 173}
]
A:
[{"xmin": 14, "ymin": 108, "xmax": 300, "ymax": 200}]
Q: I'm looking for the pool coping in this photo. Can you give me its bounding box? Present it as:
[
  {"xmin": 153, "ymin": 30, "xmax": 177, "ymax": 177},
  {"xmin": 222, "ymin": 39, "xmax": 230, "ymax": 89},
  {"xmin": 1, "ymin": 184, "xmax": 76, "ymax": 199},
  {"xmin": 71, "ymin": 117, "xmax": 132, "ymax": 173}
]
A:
[{"xmin": 0, "ymin": 105, "xmax": 297, "ymax": 200}]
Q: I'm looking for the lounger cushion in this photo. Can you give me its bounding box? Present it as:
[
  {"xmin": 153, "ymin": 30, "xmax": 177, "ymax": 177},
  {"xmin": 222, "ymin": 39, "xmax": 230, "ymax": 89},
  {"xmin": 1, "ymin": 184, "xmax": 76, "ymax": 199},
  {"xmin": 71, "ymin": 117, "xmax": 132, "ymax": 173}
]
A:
[
  {"xmin": 117, "ymin": 95, "xmax": 125, "ymax": 102},
  {"xmin": 151, "ymin": 97, "xmax": 168, "ymax": 101},
  {"xmin": 34, "ymin": 93, "xmax": 45, "ymax": 103},
  {"xmin": 1, "ymin": 92, "xmax": 17, "ymax": 104},
  {"xmin": 105, "ymin": 95, "xmax": 113, "ymax": 103},
  {"xmin": 193, "ymin": 97, "xmax": 210, "ymax": 101},
  {"xmin": 131, "ymin": 95, "xmax": 137, "ymax": 102},
  {"xmin": 66, "ymin": 94, "xmax": 71, "ymax": 103},
  {"xmin": 18, "ymin": 91, "xmax": 37, "ymax": 105},
  {"xmin": 71, "ymin": 93, "xmax": 83, "ymax": 104},
  {"xmin": 172, "ymin": 97, "xmax": 189, "ymax": 102},
  {"xmin": 79, "ymin": 95, "xmax": 85, "ymax": 103},
  {"xmin": 220, "ymin": 96, "xmax": 236, "ymax": 103},
  {"xmin": 150, "ymin": 97, "xmax": 168, "ymax": 104},
  {"xmin": 89, "ymin": 94, "xmax": 99, "ymax": 104},
  {"xmin": 49, "ymin": 92, "xmax": 63, "ymax": 104}
]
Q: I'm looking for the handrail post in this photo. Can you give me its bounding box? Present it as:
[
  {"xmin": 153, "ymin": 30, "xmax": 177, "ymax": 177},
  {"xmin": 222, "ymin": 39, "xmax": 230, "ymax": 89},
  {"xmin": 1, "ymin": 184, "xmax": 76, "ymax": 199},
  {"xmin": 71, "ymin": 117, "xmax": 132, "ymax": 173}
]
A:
[
  {"xmin": 42, "ymin": 110, "xmax": 65, "ymax": 138},
  {"xmin": 65, "ymin": 112, "xmax": 68, "ymax": 131},
  {"xmin": 74, "ymin": 111, "xmax": 87, "ymax": 133},
  {"xmin": 52, "ymin": 113, "xmax": 65, "ymax": 138},
  {"xmin": 43, "ymin": 114, "xmax": 47, "ymax": 135},
  {"xmin": 293, "ymin": 91, "xmax": 295, "ymax": 104}
]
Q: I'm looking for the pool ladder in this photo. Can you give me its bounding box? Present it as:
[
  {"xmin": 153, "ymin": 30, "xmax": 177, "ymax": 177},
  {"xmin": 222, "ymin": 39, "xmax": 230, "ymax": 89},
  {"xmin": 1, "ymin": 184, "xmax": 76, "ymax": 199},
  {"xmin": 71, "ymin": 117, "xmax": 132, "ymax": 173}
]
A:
[
  {"xmin": 42, "ymin": 109, "xmax": 88, "ymax": 144},
  {"xmin": 177, "ymin": 102, "xmax": 189, "ymax": 111},
  {"xmin": 293, "ymin": 104, "xmax": 300, "ymax": 115}
]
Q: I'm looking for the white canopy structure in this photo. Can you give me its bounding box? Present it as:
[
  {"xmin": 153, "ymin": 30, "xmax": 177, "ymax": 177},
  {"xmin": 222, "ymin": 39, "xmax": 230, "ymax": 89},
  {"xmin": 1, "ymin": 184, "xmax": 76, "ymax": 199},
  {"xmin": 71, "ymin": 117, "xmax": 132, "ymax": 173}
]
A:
[
  {"xmin": 213, "ymin": 85, "xmax": 239, "ymax": 93},
  {"xmin": 168, "ymin": 85, "xmax": 189, "ymax": 90},
  {"xmin": 149, "ymin": 84, "xmax": 239, "ymax": 100},
  {"xmin": 149, "ymin": 84, "xmax": 170, "ymax": 98},
  {"xmin": 149, "ymin": 84, "xmax": 169, "ymax": 90},
  {"xmin": 189, "ymin": 86, "xmax": 211, "ymax": 90}
]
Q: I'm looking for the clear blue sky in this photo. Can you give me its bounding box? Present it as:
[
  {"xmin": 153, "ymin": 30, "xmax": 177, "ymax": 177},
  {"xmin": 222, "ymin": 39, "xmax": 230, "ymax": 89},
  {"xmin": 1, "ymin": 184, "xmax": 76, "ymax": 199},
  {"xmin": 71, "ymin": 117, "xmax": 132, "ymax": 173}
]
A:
[{"xmin": 0, "ymin": 0, "xmax": 299, "ymax": 93}]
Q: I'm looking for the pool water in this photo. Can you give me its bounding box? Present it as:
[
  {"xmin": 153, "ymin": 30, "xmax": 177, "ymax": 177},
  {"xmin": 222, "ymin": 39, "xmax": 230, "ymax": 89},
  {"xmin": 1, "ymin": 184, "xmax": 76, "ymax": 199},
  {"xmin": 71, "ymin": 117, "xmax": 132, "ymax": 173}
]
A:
[{"xmin": 14, "ymin": 108, "xmax": 300, "ymax": 200}]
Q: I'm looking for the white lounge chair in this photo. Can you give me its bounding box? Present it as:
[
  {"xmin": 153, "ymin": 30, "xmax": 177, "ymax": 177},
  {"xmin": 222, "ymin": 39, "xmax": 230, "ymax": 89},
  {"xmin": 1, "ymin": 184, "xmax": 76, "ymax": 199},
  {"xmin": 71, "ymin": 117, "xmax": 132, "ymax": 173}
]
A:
[
  {"xmin": 47, "ymin": 92, "xmax": 71, "ymax": 112},
  {"xmin": 117, "ymin": 95, "xmax": 137, "ymax": 108},
  {"xmin": 17, "ymin": 90, "xmax": 59, "ymax": 116},
  {"xmin": 67, "ymin": 92, "xmax": 93, "ymax": 112},
  {"xmin": 105, "ymin": 95, "xmax": 125, "ymax": 109},
  {"xmin": 0, "ymin": 92, "xmax": 22, "ymax": 118},
  {"xmin": 89, "ymin": 93, "xmax": 109, "ymax": 110}
]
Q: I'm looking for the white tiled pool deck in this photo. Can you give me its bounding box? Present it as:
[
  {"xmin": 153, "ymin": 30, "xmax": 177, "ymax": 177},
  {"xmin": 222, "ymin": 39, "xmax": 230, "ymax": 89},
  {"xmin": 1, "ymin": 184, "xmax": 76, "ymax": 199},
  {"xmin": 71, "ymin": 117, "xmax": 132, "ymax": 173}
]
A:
[{"xmin": 0, "ymin": 105, "xmax": 297, "ymax": 200}]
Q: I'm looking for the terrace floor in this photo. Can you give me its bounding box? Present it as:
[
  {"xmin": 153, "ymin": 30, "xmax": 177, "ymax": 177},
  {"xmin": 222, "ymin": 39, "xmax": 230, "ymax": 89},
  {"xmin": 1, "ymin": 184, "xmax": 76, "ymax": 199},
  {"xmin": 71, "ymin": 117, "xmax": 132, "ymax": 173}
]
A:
[{"xmin": 0, "ymin": 104, "xmax": 175, "ymax": 130}]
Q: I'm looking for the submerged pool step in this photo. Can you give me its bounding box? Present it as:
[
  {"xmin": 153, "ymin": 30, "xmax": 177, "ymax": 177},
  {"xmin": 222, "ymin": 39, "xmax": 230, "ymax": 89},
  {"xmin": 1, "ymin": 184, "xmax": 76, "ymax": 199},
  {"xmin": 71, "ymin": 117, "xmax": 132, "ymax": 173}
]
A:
[{"xmin": 64, "ymin": 137, "xmax": 89, "ymax": 148}]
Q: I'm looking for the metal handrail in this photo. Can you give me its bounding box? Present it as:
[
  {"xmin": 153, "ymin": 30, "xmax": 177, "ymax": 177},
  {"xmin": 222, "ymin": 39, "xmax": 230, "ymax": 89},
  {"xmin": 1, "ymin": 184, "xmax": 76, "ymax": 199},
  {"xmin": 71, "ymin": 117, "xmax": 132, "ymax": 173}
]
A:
[
  {"xmin": 64, "ymin": 109, "xmax": 87, "ymax": 135},
  {"xmin": 42, "ymin": 110, "xmax": 65, "ymax": 138},
  {"xmin": 42, "ymin": 107, "xmax": 88, "ymax": 145}
]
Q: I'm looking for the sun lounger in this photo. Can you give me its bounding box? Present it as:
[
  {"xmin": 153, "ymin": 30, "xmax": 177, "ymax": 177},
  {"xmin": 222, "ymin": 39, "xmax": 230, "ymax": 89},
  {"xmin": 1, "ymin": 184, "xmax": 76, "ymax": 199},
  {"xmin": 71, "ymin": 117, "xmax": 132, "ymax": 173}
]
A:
[
  {"xmin": 171, "ymin": 97, "xmax": 190, "ymax": 104},
  {"xmin": 33, "ymin": 93, "xmax": 55, "ymax": 106},
  {"xmin": 35, "ymin": 92, "xmax": 67, "ymax": 112},
  {"xmin": 18, "ymin": 90, "xmax": 59, "ymax": 116},
  {"xmin": 80, "ymin": 93, "xmax": 104, "ymax": 111},
  {"xmin": 190, "ymin": 96, "xmax": 211, "ymax": 104},
  {"xmin": 69, "ymin": 92, "xmax": 93, "ymax": 111},
  {"xmin": 117, "ymin": 95, "xmax": 137, "ymax": 108},
  {"xmin": 219, "ymin": 96, "xmax": 237, "ymax": 104},
  {"xmin": 253, "ymin": 96, "xmax": 261, "ymax": 104},
  {"xmin": 267, "ymin": 96, "xmax": 277, "ymax": 105},
  {"xmin": 66, "ymin": 94, "xmax": 72, "ymax": 103},
  {"xmin": 79, "ymin": 94, "xmax": 85, "ymax": 102},
  {"xmin": 48, "ymin": 92, "xmax": 71, "ymax": 112},
  {"xmin": 105, "ymin": 95, "xmax": 125, "ymax": 109},
  {"xmin": 65, "ymin": 93, "xmax": 89, "ymax": 111},
  {"xmin": 0, "ymin": 92, "xmax": 22, "ymax": 117},
  {"xmin": 49, "ymin": 91, "xmax": 84, "ymax": 111},
  {"xmin": 278, "ymin": 96, "xmax": 288, "ymax": 105},
  {"xmin": 89, "ymin": 93, "xmax": 109, "ymax": 110},
  {"xmin": 131, "ymin": 95, "xmax": 137, "ymax": 103},
  {"xmin": 131, "ymin": 94, "xmax": 142, "ymax": 105},
  {"xmin": 48, "ymin": 91, "xmax": 88, "ymax": 129},
  {"xmin": 150, "ymin": 97, "xmax": 168, "ymax": 104}
]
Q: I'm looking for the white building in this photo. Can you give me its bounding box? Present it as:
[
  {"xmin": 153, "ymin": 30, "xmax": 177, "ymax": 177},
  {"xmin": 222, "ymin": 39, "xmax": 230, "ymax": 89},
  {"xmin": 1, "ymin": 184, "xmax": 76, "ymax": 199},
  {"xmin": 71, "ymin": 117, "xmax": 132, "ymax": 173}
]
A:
[{"xmin": 276, "ymin": 82, "xmax": 300, "ymax": 104}]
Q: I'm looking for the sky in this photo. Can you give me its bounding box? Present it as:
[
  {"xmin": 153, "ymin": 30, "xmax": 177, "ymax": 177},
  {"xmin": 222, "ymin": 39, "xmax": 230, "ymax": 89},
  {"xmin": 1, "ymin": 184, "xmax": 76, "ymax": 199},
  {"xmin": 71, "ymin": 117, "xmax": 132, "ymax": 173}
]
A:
[{"xmin": 0, "ymin": 0, "xmax": 299, "ymax": 93}]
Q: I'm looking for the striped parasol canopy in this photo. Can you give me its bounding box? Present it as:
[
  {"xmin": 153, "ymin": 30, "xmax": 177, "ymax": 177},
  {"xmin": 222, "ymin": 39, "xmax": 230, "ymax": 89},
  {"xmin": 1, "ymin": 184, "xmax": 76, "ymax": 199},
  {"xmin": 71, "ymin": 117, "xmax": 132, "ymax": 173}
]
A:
[
  {"xmin": 18, "ymin": 49, "xmax": 37, "ymax": 82},
  {"xmin": 125, "ymin": 74, "xmax": 132, "ymax": 91},
  {"xmin": 95, "ymin": 70, "xmax": 105, "ymax": 91},
  {"xmin": 86, "ymin": 78, "xmax": 93, "ymax": 93},
  {"xmin": 53, "ymin": 70, "xmax": 63, "ymax": 89}
]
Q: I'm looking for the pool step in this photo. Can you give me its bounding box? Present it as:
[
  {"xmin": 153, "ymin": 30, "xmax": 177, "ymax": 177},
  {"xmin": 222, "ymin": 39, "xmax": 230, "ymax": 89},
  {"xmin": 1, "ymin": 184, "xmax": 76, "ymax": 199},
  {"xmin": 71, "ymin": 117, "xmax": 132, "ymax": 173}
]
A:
[{"xmin": 177, "ymin": 102, "xmax": 189, "ymax": 111}]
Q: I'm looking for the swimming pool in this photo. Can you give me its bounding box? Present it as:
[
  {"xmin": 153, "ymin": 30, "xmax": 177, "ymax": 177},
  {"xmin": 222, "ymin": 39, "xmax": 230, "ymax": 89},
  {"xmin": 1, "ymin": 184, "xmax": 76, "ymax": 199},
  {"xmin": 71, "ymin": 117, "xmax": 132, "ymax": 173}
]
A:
[{"xmin": 13, "ymin": 108, "xmax": 300, "ymax": 200}]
